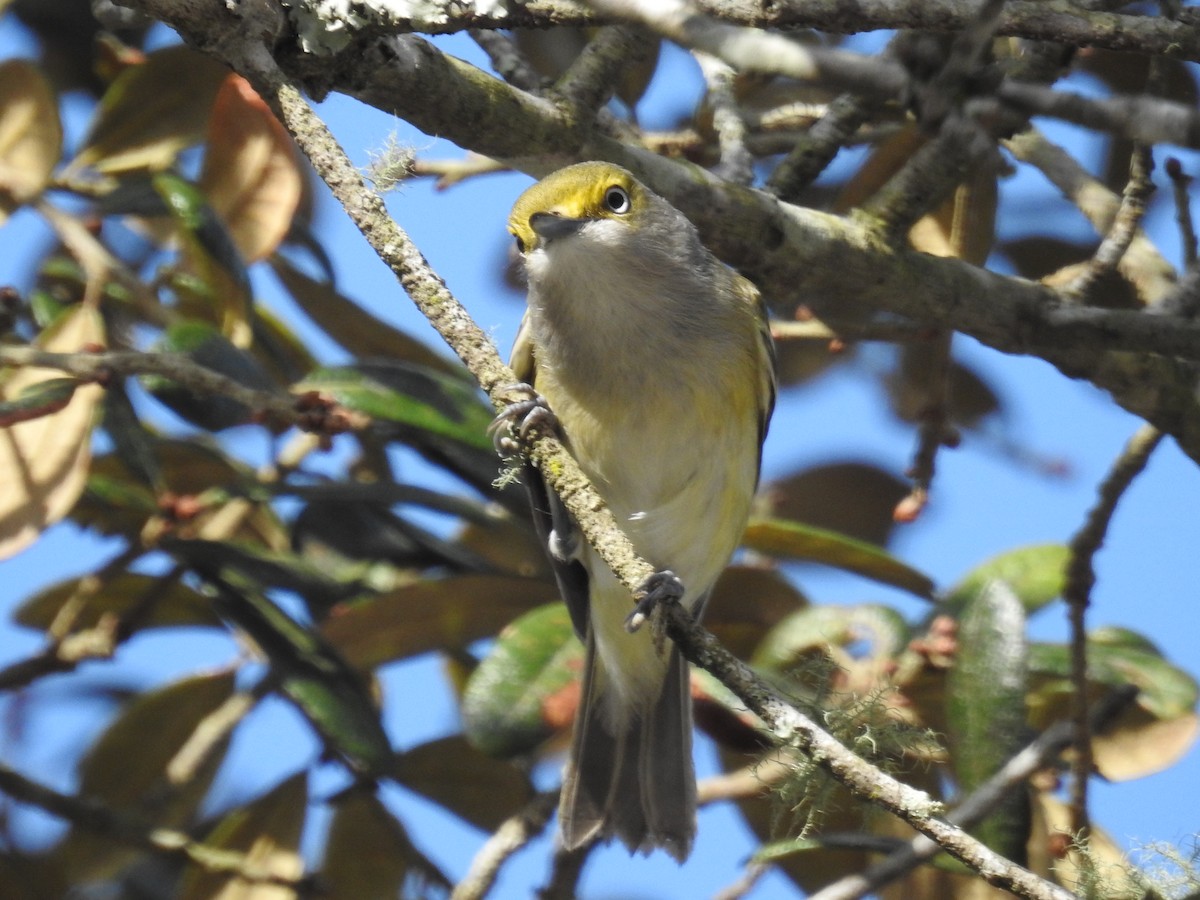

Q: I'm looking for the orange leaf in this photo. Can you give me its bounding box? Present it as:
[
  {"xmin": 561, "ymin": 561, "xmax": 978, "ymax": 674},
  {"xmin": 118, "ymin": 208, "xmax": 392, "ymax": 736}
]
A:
[{"xmin": 200, "ymin": 75, "xmax": 303, "ymax": 262}]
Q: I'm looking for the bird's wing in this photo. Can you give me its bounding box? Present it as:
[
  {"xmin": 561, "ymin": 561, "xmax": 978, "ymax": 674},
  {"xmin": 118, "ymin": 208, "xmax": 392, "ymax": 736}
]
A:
[{"xmin": 509, "ymin": 311, "xmax": 592, "ymax": 639}]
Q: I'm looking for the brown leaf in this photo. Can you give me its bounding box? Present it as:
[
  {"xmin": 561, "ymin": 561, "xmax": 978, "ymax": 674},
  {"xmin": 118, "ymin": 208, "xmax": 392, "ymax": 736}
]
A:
[
  {"xmin": 67, "ymin": 45, "xmax": 229, "ymax": 175},
  {"xmin": 836, "ymin": 124, "xmax": 997, "ymax": 265},
  {"xmin": 761, "ymin": 462, "xmax": 909, "ymax": 547},
  {"xmin": 0, "ymin": 59, "xmax": 62, "ymax": 223},
  {"xmin": 178, "ymin": 771, "xmax": 308, "ymax": 900},
  {"xmin": 200, "ymin": 76, "xmax": 303, "ymax": 263},
  {"xmin": 704, "ymin": 566, "xmax": 807, "ymax": 660},
  {"xmin": 321, "ymin": 789, "xmax": 424, "ymax": 900},
  {"xmin": 15, "ymin": 571, "xmax": 222, "ymax": 634},
  {"xmin": 269, "ymin": 255, "xmax": 463, "ymax": 374},
  {"xmin": 51, "ymin": 671, "xmax": 237, "ymax": 883},
  {"xmin": 1091, "ymin": 708, "xmax": 1199, "ymax": 782},
  {"xmin": 322, "ymin": 574, "xmax": 560, "ymax": 669},
  {"xmin": 392, "ymin": 735, "xmax": 533, "ymax": 832},
  {"xmin": 0, "ymin": 306, "xmax": 105, "ymax": 560}
]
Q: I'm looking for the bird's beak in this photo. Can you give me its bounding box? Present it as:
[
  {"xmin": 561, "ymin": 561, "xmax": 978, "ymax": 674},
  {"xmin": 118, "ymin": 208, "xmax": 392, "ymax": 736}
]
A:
[{"xmin": 530, "ymin": 212, "xmax": 588, "ymax": 243}]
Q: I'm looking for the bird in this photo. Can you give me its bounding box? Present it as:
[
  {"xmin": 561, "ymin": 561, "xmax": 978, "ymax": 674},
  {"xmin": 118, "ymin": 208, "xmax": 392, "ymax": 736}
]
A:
[{"xmin": 499, "ymin": 161, "xmax": 775, "ymax": 861}]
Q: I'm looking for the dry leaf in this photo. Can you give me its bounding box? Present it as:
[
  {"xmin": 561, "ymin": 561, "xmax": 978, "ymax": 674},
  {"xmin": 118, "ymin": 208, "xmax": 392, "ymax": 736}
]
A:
[
  {"xmin": 0, "ymin": 59, "xmax": 62, "ymax": 223},
  {"xmin": 0, "ymin": 306, "xmax": 105, "ymax": 559},
  {"xmin": 200, "ymin": 75, "xmax": 303, "ymax": 263}
]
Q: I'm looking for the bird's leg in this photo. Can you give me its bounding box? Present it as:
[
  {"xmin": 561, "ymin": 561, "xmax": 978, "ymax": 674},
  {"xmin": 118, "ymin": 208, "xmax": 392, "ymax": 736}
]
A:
[
  {"xmin": 625, "ymin": 569, "xmax": 685, "ymax": 633},
  {"xmin": 490, "ymin": 383, "xmax": 579, "ymax": 562}
]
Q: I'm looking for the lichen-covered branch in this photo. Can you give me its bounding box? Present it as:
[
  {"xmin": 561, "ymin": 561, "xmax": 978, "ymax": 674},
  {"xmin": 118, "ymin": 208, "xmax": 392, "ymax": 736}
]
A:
[{"xmin": 660, "ymin": 603, "xmax": 1077, "ymax": 900}]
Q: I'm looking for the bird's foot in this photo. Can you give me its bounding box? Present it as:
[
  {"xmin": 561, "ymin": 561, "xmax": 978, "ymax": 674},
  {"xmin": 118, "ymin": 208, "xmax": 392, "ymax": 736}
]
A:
[
  {"xmin": 625, "ymin": 569, "xmax": 685, "ymax": 633},
  {"xmin": 489, "ymin": 382, "xmax": 560, "ymax": 456}
]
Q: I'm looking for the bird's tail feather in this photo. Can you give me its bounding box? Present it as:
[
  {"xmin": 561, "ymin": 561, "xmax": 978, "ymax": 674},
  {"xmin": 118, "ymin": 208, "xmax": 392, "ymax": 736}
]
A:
[{"xmin": 559, "ymin": 633, "xmax": 695, "ymax": 862}]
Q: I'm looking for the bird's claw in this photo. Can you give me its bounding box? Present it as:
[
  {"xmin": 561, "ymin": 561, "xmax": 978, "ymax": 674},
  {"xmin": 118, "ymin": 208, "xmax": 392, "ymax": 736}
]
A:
[
  {"xmin": 489, "ymin": 383, "xmax": 560, "ymax": 456},
  {"xmin": 625, "ymin": 570, "xmax": 685, "ymax": 633}
]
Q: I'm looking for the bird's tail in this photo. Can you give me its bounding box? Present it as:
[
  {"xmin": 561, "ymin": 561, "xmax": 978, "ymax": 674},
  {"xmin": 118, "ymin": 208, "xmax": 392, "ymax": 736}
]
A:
[{"xmin": 559, "ymin": 632, "xmax": 696, "ymax": 862}]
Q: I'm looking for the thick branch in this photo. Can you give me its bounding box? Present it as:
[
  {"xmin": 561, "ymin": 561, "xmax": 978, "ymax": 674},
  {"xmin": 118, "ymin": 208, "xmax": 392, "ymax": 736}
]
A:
[{"xmin": 265, "ymin": 0, "xmax": 1200, "ymax": 66}]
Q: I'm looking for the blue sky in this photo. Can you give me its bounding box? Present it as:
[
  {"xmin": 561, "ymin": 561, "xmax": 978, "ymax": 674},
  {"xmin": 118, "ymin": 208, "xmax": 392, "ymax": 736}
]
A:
[{"xmin": 1, "ymin": 17, "xmax": 1198, "ymax": 898}]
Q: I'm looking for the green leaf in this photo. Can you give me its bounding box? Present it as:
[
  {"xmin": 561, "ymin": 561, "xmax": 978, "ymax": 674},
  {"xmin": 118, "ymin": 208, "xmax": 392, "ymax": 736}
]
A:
[
  {"xmin": 321, "ymin": 788, "xmax": 449, "ymax": 900},
  {"xmin": 141, "ymin": 319, "xmax": 274, "ymax": 431},
  {"xmin": 1029, "ymin": 636, "xmax": 1198, "ymax": 723},
  {"xmin": 296, "ymin": 362, "xmax": 494, "ymax": 451},
  {"xmin": 752, "ymin": 603, "xmax": 908, "ymax": 672},
  {"xmin": 205, "ymin": 575, "xmax": 393, "ymax": 776},
  {"xmin": 946, "ymin": 543, "xmax": 1069, "ymax": 614},
  {"xmin": 461, "ymin": 603, "xmax": 581, "ymax": 758},
  {"xmin": 743, "ymin": 518, "xmax": 935, "ymax": 599},
  {"xmin": 0, "ymin": 377, "xmax": 77, "ymax": 426},
  {"xmin": 946, "ymin": 580, "xmax": 1029, "ymax": 859},
  {"xmin": 164, "ymin": 538, "xmax": 363, "ymax": 610},
  {"xmin": 152, "ymin": 172, "xmax": 250, "ymax": 295}
]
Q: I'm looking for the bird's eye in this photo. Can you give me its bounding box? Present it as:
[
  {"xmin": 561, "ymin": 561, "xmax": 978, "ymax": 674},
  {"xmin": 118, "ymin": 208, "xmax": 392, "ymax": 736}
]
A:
[{"xmin": 603, "ymin": 185, "xmax": 631, "ymax": 214}]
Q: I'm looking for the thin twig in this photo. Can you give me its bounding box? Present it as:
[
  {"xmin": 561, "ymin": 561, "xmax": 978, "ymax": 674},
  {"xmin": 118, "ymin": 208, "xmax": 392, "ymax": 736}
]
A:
[
  {"xmin": 895, "ymin": 334, "xmax": 955, "ymax": 524},
  {"xmin": 767, "ymin": 93, "xmax": 875, "ymax": 202},
  {"xmin": 552, "ymin": 25, "xmax": 656, "ymax": 121},
  {"xmin": 771, "ymin": 317, "xmax": 934, "ymax": 344},
  {"xmin": 0, "ymin": 762, "xmax": 314, "ymax": 890},
  {"xmin": 1063, "ymin": 424, "xmax": 1163, "ymax": 839},
  {"xmin": 1063, "ymin": 144, "xmax": 1155, "ymax": 302},
  {"xmin": 1166, "ymin": 156, "xmax": 1198, "ymax": 269},
  {"xmin": 452, "ymin": 791, "xmax": 559, "ymax": 900},
  {"xmin": 471, "ymin": 28, "xmax": 544, "ymax": 92},
  {"xmin": 537, "ymin": 840, "xmax": 593, "ymax": 900},
  {"xmin": 1005, "ymin": 129, "xmax": 1176, "ymax": 305},
  {"xmin": 695, "ymin": 50, "xmax": 754, "ymax": 185},
  {"xmin": 0, "ymin": 346, "xmax": 365, "ymax": 434},
  {"xmin": 712, "ymin": 860, "xmax": 771, "ymax": 900}
]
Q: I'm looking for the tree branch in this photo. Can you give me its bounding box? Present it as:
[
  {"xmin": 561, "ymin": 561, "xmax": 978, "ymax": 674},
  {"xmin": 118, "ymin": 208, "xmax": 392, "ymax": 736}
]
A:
[
  {"xmin": 660, "ymin": 603, "xmax": 1077, "ymax": 900},
  {"xmin": 271, "ymin": 0, "xmax": 1200, "ymax": 67},
  {"xmin": 1063, "ymin": 424, "xmax": 1164, "ymax": 838},
  {"xmin": 809, "ymin": 685, "xmax": 1140, "ymax": 900},
  {"xmin": 0, "ymin": 762, "xmax": 314, "ymax": 890},
  {"xmin": 451, "ymin": 791, "xmax": 559, "ymax": 900},
  {"xmin": 0, "ymin": 346, "xmax": 365, "ymax": 434}
]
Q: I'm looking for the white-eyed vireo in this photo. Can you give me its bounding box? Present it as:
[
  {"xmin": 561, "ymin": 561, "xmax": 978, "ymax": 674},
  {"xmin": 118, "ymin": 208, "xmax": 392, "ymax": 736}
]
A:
[{"xmin": 502, "ymin": 161, "xmax": 776, "ymax": 861}]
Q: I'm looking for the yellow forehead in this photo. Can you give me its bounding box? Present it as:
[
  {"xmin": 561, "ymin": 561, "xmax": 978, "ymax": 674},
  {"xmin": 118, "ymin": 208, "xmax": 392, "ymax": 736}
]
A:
[{"xmin": 508, "ymin": 162, "xmax": 640, "ymax": 249}]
